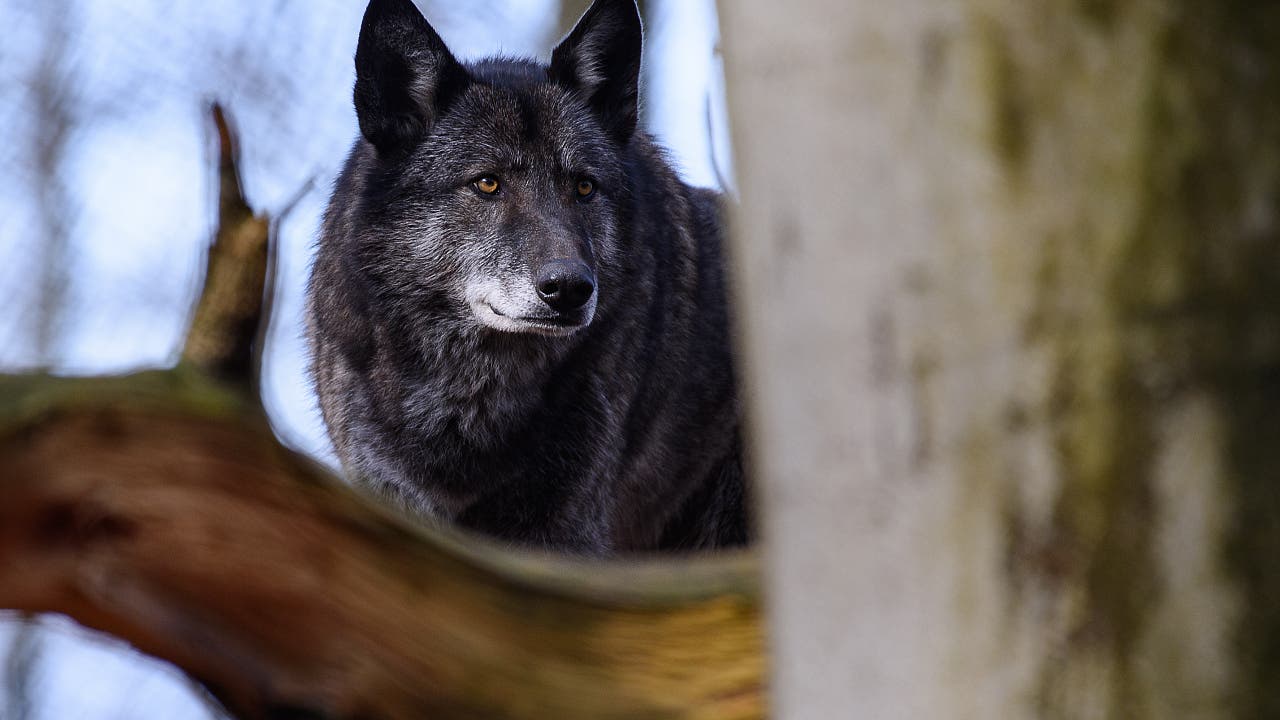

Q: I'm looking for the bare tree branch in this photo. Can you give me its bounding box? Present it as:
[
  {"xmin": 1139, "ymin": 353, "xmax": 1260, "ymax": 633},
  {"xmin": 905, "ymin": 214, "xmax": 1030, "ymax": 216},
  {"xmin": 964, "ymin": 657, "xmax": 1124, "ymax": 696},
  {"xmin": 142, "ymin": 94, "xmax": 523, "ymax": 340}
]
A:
[
  {"xmin": 0, "ymin": 371, "xmax": 763, "ymax": 719},
  {"xmin": 181, "ymin": 104, "xmax": 270, "ymax": 387}
]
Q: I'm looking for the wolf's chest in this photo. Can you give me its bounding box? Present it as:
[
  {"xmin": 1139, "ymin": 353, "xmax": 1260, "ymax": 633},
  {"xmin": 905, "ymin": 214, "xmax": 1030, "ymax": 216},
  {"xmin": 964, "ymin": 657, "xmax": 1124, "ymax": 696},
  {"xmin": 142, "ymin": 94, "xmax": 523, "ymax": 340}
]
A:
[{"xmin": 393, "ymin": 342, "xmax": 557, "ymax": 451}]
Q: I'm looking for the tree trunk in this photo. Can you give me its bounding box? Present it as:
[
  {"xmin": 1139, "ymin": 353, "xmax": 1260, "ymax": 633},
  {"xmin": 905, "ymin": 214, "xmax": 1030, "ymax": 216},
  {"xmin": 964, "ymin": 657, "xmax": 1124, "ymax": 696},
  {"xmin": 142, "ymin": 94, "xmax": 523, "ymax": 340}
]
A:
[
  {"xmin": 721, "ymin": 2, "xmax": 1280, "ymax": 719},
  {"xmin": 557, "ymin": 0, "xmax": 592, "ymax": 39}
]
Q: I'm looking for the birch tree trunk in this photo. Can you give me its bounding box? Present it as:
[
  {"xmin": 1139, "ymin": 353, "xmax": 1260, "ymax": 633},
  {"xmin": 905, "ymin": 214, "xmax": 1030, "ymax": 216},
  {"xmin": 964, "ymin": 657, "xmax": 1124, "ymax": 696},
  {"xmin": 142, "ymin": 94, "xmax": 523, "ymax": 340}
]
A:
[{"xmin": 721, "ymin": 2, "xmax": 1280, "ymax": 718}]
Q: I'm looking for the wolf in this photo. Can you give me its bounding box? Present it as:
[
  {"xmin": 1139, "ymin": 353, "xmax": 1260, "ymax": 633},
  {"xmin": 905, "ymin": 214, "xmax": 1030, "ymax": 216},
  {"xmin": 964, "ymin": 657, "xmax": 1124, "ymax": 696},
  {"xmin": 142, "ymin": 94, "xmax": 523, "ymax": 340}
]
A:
[{"xmin": 306, "ymin": 0, "xmax": 747, "ymax": 554}]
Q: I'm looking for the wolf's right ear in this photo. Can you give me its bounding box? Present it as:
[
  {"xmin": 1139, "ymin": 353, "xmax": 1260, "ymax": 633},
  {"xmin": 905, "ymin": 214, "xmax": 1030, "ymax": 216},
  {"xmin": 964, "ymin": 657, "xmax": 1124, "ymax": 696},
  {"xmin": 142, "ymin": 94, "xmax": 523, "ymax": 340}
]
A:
[
  {"xmin": 354, "ymin": 0, "xmax": 467, "ymax": 155},
  {"xmin": 550, "ymin": 0, "xmax": 643, "ymax": 145}
]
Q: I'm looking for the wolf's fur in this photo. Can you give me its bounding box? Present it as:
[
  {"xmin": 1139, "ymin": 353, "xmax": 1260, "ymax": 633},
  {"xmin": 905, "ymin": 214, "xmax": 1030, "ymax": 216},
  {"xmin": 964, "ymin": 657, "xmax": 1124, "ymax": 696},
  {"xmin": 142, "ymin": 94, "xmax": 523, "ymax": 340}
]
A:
[{"xmin": 306, "ymin": 0, "xmax": 748, "ymax": 553}]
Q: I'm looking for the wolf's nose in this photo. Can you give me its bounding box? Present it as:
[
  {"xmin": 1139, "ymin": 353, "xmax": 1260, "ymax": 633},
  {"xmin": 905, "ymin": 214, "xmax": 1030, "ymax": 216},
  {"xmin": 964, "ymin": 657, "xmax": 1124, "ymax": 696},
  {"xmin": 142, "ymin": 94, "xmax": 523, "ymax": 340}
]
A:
[{"xmin": 536, "ymin": 260, "xmax": 595, "ymax": 312}]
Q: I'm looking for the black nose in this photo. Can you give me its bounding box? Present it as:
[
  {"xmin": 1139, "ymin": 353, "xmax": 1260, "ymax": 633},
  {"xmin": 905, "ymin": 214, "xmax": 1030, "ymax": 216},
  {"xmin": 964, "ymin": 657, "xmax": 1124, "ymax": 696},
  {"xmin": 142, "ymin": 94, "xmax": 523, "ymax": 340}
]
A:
[{"xmin": 536, "ymin": 260, "xmax": 595, "ymax": 312}]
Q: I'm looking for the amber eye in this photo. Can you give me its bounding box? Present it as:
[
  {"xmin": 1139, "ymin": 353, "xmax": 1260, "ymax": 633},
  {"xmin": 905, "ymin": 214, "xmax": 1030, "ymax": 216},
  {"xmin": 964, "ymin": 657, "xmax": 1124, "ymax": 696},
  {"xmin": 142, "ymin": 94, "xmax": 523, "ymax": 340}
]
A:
[
  {"xmin": 473, "ymin": 176, "xmax": 500, "ymax": 195},
  {"xmin": 575, "ymin": 179, "xmax": 595, "ymax": 198}
]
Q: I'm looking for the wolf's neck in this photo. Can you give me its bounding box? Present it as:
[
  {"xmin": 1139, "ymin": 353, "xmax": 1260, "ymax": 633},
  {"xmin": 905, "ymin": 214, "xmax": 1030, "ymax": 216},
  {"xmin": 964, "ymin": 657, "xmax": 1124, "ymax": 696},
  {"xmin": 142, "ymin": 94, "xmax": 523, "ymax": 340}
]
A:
[{"xmin": 398, "ymin": 326, "xmax": 571, "ymax": 449}]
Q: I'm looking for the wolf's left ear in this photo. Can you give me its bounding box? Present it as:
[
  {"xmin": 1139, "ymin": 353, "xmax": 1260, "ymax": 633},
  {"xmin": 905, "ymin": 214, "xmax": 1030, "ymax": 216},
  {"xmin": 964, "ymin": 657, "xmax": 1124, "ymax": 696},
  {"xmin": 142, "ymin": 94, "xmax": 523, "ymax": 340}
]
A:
[
  {"xmin": 550, "ymin": 0, "xmax": 643, "ymax": 145},
  {"xmin": 354, "ymin": 0, "xmax": 467, "ymax": 155}
]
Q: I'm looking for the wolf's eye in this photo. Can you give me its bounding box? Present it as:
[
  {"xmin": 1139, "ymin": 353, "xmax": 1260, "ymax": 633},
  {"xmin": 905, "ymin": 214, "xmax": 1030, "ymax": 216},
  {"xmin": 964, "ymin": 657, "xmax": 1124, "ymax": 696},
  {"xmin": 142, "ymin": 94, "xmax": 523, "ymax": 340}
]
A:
[
  {"xmin": 473, "ymin": 176, "xmax": 500, "ymax": 195},
  {"xmin": 575, "ymin": 179, "xmax": 596, "ymax": 198}
]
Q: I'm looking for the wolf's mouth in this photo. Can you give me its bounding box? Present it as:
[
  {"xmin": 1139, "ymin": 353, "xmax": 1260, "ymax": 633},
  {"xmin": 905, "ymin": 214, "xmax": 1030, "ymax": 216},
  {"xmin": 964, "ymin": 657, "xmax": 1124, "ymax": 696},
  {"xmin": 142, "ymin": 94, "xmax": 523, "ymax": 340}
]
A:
[
  {"xmin": 491, "ymin": 306, "xmax": 578, "ymax": 326},
  {"xmin": 473, "ymin": 301, "xmax": 589, "ymax": 337}
]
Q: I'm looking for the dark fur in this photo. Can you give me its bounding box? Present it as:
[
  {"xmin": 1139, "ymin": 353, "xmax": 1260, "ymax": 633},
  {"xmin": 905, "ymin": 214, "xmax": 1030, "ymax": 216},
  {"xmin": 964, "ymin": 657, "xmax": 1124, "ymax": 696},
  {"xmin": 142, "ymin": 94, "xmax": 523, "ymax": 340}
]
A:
[{"xmin": 306, "ymin": 0, "xmax": 748, "ymax": 554}]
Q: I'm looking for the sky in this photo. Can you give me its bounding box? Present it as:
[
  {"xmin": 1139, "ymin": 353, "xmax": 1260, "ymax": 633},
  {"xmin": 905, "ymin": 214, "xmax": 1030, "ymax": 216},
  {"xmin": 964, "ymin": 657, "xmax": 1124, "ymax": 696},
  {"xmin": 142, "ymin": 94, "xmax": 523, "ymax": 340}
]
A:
[{"xmin": 0, "ymin": 0, "xmax": 728, "ymax": 717}]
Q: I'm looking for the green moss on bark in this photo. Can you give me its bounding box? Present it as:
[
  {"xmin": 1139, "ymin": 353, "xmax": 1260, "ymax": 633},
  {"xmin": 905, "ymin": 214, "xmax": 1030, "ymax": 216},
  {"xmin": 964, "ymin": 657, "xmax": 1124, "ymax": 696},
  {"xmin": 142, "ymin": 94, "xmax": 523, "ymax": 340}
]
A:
[
  {"xmin": 0, "ymin": 366, "xmax": 260, "ymax": 437},
  {"xmin": 992, "ymin": 1, "xmax": 1280, "ymax": 716},
  {"xmin": 1131, "ymin": 5, "xmax": 1280, "ymax": 717},
  {"xmin": 980, "ymin": 18, "xmax": 1030, "ymax": 177},
  {"xmin": 1076, "ymin": 0, "xmax": 1118, "ymax": 30}
]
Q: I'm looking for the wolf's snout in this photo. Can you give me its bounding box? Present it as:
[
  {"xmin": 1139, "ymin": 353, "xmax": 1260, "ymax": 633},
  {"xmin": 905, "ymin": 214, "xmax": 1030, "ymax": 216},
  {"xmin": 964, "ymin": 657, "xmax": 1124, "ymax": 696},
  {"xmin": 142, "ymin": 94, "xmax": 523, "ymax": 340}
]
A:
[{"xmin": 536, "ymin": 260, "xmax": 595, "ymax": 312}]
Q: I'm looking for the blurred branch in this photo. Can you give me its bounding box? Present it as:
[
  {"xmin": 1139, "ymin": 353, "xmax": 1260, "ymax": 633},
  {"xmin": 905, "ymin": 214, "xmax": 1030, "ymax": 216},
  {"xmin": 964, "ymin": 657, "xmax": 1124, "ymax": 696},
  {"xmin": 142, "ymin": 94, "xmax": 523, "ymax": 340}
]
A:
[
  {"xmin": 705, "ymin": 91, "xmax": 732, "ymax": 194},
  {"xmin": 180, "ymin": 104, "xmax": 271, "ymax": 387},
  {"xmin": 0, "ymin": 371, "xmax": 763, "ymax": 720},
  {"xmin": 3, "ymin": 617, "xmax": 40, "ymax": 720},
  {"xmin": 274, "ymin": 174, "xmax": 316, "ymax": 225},
  {"xmin": 30, "ymin": 5, "xmax": 77, "ymax": 367}
]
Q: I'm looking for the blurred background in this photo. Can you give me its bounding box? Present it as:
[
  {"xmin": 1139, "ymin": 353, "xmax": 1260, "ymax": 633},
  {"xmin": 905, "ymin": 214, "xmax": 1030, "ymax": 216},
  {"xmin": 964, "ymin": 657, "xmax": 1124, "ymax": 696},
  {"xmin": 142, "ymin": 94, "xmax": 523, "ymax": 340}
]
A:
[{"xmin": 0, "ymin": 0, "xmax": 731, "ymax": 716}]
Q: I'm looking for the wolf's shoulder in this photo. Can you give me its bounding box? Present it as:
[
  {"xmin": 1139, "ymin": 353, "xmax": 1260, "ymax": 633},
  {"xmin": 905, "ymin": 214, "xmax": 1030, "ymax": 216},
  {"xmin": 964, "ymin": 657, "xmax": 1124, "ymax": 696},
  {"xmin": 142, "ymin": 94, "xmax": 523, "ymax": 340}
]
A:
[{"xmin": 687, "ymin": 186, "xmax": 726, "ymax": 233}]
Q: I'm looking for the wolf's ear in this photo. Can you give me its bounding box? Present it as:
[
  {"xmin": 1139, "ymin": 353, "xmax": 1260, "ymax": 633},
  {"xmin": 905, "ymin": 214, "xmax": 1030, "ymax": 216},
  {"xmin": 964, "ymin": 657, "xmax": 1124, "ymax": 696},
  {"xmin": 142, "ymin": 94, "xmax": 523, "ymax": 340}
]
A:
[
  {"xmin": 550, "ymin": 0, "xmax": 643, "ymax": 145},
  {"xmin": 354, "ymin": 0, "xmax": 467, "ymax": 155}
]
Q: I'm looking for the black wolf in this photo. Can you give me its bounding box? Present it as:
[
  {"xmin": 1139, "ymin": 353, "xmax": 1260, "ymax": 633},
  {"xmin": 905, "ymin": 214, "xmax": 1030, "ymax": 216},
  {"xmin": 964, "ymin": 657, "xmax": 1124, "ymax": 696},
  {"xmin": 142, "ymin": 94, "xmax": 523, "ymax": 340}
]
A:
[{"xmin": 306, "ymin": 0, "xmax": 747, "ymax": 553}]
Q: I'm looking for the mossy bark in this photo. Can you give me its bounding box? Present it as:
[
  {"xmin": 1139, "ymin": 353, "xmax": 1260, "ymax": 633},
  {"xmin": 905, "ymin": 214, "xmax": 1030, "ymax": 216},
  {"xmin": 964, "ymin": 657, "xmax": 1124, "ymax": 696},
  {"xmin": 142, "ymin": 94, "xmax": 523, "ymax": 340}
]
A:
[{"xmin": 721, "ymin": 1, "xmax": 1278, "ymax": 718}]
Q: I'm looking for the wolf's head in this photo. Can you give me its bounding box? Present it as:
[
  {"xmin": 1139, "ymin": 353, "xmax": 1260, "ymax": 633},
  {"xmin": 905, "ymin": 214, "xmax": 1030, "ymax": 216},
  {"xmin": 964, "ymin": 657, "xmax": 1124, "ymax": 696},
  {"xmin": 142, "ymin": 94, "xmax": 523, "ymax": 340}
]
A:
[{"xmin": 348, "ymin": 0, "xmax": 642, "ymax": 339}]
